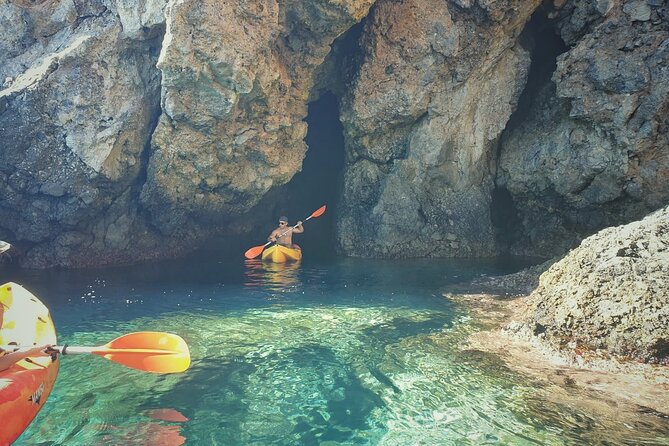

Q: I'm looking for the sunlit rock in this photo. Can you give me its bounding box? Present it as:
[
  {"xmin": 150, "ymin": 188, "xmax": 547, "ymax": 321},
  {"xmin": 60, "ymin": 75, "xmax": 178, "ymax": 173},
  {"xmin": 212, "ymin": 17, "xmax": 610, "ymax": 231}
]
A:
[
  {"xmin": 523, "ymin": 205, "xmax": 669, "ymax": 362},
  {"xmin": 140, "ymin": 0, "xmax": 375, "ymax": 235},
  {"xmin": 336, "ymin": 0, "xmax": 542, "ymax": 257}
]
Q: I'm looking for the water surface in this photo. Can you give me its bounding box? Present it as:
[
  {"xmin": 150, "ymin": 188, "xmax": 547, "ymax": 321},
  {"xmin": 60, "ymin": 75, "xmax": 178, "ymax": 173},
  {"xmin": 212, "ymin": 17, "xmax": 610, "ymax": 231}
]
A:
[{"xmin": 4, "ymin": 255, "xmax": 668, "ymax": 445}]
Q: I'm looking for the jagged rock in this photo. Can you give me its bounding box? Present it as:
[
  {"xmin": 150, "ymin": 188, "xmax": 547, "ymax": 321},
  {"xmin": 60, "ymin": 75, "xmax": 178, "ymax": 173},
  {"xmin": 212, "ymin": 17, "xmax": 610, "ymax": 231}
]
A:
[
  {"xmin": 497, "ymin": 0, "xmax": 669, "ymax": 257},
  {"xmin": 140, "ymin": 0, "xmax": 375, "ymax": 236},
  {"xmin": 0, "ymin": 0, "xmax": 666, "ymax": 267},
  {"xmin": 623, "ymin": 0, "xmax": 651, "ymax": 22},
  {"xmin": 336, "ymin": 0, "xmax": 542, "ymax": 258},
  {"xmin": 0, "ymin": 0, "xmax": 374, "ymax": 266},
  {"xmin": 0, "ymin": 0, "xmax": 166, "ymax": 267},
  {"xmin": 523, "ymin": 205, "xmax": 669, "ymax": 362}
]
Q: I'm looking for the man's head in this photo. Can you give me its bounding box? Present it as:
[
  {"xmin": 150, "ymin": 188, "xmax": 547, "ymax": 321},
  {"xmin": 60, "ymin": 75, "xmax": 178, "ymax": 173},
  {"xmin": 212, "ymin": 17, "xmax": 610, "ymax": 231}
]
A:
[{"xmin": 279, "ymin": 216, "xmax": 288, "ymax": 227}]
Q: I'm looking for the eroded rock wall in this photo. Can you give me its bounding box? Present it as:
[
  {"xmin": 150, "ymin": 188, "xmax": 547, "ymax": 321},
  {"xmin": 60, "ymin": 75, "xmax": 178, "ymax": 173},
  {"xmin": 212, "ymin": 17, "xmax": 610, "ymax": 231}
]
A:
[
  {"xmin": 496, "ymin": 0, "xmax": 669, "ymax": 256},
  {"xmin": 139, "ymin": 0, "xmax": 375, "ymax": 236},
  {"xmin": 336, "ymin": 0, "xmax": 542, "ymax": 257},
  {"xmin": 0, "ymin": 0, "xmax": 167, "ymax": 267},
  {"xmin": 0, "ymin": 0, "xmax": 374, "ymax": 266},
  {"xmin": 1, "ymin": 0, "xmax": 667, "ymax": 267}
]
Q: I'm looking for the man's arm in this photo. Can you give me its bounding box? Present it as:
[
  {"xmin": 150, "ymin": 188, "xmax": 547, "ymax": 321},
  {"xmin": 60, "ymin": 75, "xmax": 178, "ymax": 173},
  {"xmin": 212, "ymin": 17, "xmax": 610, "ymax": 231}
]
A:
[
  {"xmin": 293, "ymin": 221, "xmax": 304, "ymax": 234},
  {"xmin": 268, "ymin": 229, "xmax": 279, "ymax": 242},
  {"xmin": 0, "ymin": 345, "xmax": 52, "ymax": 372}
]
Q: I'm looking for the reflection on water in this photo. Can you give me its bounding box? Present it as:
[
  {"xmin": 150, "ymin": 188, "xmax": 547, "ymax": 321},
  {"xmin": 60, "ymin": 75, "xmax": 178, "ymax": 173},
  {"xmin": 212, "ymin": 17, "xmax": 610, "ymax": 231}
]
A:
[
  {"xmin": 244, "ymin": 260, "xmax": 302, "ymax": 292},
  {"xmin": 12, "ymin": 256, "xmax": 669, "ymax": 445}
]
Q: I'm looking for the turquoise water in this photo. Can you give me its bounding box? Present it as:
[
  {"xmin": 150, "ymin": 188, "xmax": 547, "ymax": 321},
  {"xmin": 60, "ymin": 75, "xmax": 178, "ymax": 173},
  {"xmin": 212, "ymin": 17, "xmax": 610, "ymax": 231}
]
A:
[{"xmin": 5, "ymin": 255, "xmax": 669, "ymax": 445}]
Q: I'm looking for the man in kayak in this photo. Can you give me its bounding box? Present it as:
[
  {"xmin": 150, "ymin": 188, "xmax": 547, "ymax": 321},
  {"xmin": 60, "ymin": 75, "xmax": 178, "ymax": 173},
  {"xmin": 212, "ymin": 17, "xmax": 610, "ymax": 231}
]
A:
[{"xmin": 267, "ymin": 216, "xmax": 304, "ymax": 249}]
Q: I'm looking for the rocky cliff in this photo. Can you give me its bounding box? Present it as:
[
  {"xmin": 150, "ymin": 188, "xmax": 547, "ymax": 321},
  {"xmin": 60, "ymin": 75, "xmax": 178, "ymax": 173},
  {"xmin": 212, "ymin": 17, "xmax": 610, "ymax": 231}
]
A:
[
  {"xmin": 497, "ymin": 0, "xmax": 669, "ymax": 257},
  {"xmin": 336, "ymin": 0, "xmax": 668, "ymax": 258},
  {"xmin": 0, "ymin": 0, "xmax": 166, "ymax": 266},
  {"xmin": 0, "ymin": 0, "xmax": 667, "ymax": 266},
  {"xmin": 140, "ymin": 0, "xmax": 374, "ymax": 236},
  {"xmin": 336, "ymin": 0, "xmax": 540, "ymax": 257},
  {"xmin": 0, "ymin": 0, "xmax": 374, "ymax": 266}
]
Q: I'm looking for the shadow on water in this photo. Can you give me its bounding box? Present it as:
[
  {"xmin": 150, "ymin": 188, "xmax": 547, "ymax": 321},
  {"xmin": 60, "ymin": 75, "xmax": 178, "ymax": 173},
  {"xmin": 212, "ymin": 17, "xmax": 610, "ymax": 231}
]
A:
[
  {"xmin": 150, "ymin": 344, "xmax": 385, "ymax": 445},
  {"xmin": 147, "ymin": 360, "xmax": 257, "ymax": 444},
  {"xmin": 143, "ymin": 302, "xmax": 458, "ymax": 444}
]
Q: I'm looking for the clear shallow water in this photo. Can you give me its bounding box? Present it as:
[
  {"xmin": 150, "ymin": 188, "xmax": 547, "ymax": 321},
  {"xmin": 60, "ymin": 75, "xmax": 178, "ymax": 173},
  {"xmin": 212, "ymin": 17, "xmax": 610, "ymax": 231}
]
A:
[{"xmin": 4, "ymin": 255, "xmax": 669, "ymax": 445}]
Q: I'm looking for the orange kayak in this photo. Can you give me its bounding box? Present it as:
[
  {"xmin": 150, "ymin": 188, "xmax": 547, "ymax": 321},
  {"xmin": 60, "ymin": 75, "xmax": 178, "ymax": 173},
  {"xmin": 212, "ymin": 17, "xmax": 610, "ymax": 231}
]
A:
[
  {"xmin": 0, "ymin": 282, "xmax": 59, "ymax": 445},
  {"xmin": 261, "ymin": 244, "xmax": 302, "ymax": 263}
]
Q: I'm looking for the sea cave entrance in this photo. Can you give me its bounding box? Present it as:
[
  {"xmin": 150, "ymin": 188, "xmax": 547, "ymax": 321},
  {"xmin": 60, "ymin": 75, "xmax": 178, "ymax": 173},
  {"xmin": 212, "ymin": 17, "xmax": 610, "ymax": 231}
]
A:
[
  {"xmin": 232, "ymin": 20, "xmax": 363, "ymax": 259},
  {"xmin": 273, "ymin": 92, "xmax": 346, "ymax": 259},
  {"xmin": 491, "ymin": 4, "xmax": 569, "ymax": 254}
]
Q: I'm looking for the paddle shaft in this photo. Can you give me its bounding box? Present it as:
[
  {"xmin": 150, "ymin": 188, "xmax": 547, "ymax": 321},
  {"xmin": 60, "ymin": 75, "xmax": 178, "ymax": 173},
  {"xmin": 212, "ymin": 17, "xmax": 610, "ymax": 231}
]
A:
[
  {"xmin": 58, "ymin": 346, "xmax": 178, "ymax": 355},
  {"xmin": 1, "ymin": 339, "xmax": 185, "ymax": 356},
  {"xmin": 2, "ymin": 332, "xmax": 190, "ymax": 373},
  {"xmin": 0, "ymin": 345, "xmax": 173, "ymax": 355}
]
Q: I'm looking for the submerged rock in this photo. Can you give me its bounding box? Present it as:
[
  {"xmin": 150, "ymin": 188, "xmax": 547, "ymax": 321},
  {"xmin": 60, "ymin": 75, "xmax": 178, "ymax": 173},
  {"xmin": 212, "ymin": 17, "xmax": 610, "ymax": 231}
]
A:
[{"xmin": 523, "ymin": 205, "xmax": 669, "ymax": 362}]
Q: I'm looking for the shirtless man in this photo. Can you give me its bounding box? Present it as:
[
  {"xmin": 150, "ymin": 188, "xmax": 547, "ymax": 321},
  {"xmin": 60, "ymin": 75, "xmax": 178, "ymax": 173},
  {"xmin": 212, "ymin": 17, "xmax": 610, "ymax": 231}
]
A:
[{"xmin": 267, "ymin": 216, "xmax": 304, "ymax": 249}]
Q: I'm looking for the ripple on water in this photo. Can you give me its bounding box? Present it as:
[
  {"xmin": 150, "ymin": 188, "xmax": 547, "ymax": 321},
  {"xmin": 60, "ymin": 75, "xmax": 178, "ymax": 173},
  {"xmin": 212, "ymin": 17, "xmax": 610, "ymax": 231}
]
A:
[{"xmin": 19, "ymin": 303, "xmax": 669, "ymax": 445}]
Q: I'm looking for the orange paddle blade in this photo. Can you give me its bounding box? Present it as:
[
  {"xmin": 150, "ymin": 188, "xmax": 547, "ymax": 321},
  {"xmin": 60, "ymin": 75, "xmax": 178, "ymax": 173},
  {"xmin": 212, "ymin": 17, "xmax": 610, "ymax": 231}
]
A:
[
  {"xmin": 93, "ymin": 332, "xmax": 190, "ymax": 373},
  {"xmin": 244, "ymin": 245, "xmax": 266, "ymax": 259},
  {"xmin": 311, "ymin": 205, "xmax": 326, "ymax": 218}
]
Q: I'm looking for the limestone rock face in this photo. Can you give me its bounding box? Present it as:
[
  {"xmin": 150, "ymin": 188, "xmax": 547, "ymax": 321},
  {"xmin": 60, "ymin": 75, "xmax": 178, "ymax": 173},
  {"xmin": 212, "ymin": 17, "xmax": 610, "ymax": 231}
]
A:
[
  {"xmin": 497, "ymin": 0, "xmax": 669, "ymax": 256},
  {"xmin": 140, "ymin": 0, "xmax": 375, "ymax": 236},
  {"xmin": 0, "ymin": 0, "xmax": 166, "ymax": 267},
  {"xmin": 1, "ymin": 0, "xmax": 667, "ymax": 268},
  {"xmin": 0, "ymin": 0, "xmax": 374, "ymax": 266},
  {"xmin": 336, "ymin": 0, "xmax": 542, "ymax": 257},
  {"xmin": 523, "ymin": 205, "xmax": 669, "ymax": 362}
]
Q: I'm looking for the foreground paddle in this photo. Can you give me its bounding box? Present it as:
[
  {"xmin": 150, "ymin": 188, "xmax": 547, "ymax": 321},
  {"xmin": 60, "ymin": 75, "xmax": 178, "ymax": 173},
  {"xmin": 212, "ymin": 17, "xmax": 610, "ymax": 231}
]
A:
[
  {"xmin": 58, "ymin": 331, "xmax": 191, "ymax": 374},
  {"xmin": 245, "ymin": 205, "xmax": 327, "ymax": 259}
]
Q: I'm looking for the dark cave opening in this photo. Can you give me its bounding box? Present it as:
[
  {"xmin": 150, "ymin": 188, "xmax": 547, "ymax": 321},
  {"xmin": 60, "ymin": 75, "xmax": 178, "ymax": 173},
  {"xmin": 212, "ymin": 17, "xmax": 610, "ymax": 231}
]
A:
[
  {"xmin": 504, "ymin": 4, "xmax": 569, "ymax": 133},
  {"xmin": 263, "ymin": 19, "xmax": 365, "ymax": 259},
  {"xmin": 272, "ymin": 92, "xmax": 346, "ymax": 259},
  {"xmin": 221, "ymin": 20, "xmax": 364, "ymax": 260},
  {"xmin": 490, "ymin": 4, "xmax": 569, "ymax": 254}
]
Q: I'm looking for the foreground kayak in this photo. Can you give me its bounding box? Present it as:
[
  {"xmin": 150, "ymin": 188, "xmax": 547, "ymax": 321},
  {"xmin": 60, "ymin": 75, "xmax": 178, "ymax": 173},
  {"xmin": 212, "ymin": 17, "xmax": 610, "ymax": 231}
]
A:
[
  {"xmin": 261, "ymin": 244, "xmax": 302, "ymax": 263},
  {"xmin": 0, "ymin": 282, "xmax": 59, "ymax": 446}
]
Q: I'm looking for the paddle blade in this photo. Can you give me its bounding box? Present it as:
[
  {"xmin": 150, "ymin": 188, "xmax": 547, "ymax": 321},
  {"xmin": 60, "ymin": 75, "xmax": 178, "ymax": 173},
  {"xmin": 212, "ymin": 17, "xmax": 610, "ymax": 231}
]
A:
[
  {"xmin": 244, "ymin": 245, "xmax": 266, "ymax": 259},
  {"xmin": 310, "ymin": 205, "xmax": 327, "ymax": 218},
  {"xmin": 95, "ymin": 332, "xmax": 191, "ymax": 373}
]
